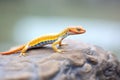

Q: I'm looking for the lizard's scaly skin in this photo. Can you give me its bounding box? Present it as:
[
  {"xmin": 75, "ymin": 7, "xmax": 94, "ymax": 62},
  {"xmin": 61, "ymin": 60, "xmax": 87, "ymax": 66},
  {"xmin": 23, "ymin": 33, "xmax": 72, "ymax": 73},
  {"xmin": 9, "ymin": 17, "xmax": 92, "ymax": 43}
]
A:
[{"xmin": 0, "ymin": 26, "xmax": 86, "ymax": 56}]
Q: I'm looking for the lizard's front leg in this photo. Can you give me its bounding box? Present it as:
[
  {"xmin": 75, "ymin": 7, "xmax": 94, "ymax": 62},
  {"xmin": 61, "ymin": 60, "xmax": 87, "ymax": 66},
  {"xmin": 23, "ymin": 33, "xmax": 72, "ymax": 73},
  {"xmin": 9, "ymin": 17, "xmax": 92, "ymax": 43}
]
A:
[
  {"xmin": 52, "ymin": 39, "xmax": 65, "ymax": 53},
  {"xmin": 59, "ymin": 39, "xmax": 68, "ymax": 46}
]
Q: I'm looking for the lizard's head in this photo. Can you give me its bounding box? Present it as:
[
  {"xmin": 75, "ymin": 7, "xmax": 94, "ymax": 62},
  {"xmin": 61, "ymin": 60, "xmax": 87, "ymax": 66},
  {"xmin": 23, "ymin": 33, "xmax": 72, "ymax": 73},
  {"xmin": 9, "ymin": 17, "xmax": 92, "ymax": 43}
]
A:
[{"xmin": 67, "ymin": 26, "xmax": 86, "ymax": 35}]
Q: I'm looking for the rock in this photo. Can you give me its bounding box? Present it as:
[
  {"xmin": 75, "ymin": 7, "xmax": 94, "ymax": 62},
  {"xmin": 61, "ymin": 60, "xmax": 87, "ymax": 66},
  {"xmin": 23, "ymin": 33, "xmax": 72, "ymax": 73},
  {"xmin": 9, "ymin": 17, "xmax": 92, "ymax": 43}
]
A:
[{"xmin": 0, "ymin": 39, "xmax": 119, "ymax": 80}]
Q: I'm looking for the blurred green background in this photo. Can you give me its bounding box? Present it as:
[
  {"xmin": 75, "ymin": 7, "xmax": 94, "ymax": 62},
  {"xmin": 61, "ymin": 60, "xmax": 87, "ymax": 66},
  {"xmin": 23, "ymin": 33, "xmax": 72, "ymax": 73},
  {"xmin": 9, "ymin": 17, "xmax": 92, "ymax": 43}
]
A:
[{"xmin": 0, "ymin": 0, "xmax": 120, "ymax": 57}]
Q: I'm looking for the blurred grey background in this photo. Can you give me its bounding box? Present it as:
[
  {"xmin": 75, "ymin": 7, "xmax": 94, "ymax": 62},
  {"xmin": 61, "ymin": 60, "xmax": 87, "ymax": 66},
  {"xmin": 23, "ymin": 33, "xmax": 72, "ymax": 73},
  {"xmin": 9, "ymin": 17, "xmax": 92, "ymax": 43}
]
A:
[{"xmin": 0, "ymin": 0, "xmax": 120, "ymax": 57}]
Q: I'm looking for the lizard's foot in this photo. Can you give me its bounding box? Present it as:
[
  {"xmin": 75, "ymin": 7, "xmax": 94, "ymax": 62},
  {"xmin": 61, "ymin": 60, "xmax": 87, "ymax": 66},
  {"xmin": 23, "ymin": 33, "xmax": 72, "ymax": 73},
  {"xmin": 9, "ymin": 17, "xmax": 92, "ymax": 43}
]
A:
[
  {"xmin": 56, "ymin": 49, "xmax": 67, "ymax": 53},
  {"xmin": 59, "ymin": 43, "xmax": 68, "ymax": 46},
  {"xmin": 19, "ymin": 53, "xmax": 27, "ymax": 57}
]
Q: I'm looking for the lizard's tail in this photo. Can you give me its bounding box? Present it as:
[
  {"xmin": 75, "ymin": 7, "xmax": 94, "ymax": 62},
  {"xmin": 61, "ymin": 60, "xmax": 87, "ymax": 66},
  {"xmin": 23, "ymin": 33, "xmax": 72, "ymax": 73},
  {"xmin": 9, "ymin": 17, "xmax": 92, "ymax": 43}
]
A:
[{"xmin": 0, "ymin": 45, "xmax": 25, "ymax": 55}]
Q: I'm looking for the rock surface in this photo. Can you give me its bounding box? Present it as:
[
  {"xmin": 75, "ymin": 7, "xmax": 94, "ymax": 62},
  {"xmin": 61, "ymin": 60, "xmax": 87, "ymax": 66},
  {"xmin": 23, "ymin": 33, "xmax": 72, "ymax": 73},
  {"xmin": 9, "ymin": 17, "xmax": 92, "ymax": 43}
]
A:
[{"xmin": 0, "ymin": 39, "xmax": 120, "ymax": 80}]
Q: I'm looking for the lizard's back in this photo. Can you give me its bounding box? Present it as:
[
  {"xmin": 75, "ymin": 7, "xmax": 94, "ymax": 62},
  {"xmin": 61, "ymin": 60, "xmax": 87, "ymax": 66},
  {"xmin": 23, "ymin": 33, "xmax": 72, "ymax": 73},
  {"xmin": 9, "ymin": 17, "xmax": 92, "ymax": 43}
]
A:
[{"xmin": 28, "ymin": 34, "xmax": 59, "ymax": 47}]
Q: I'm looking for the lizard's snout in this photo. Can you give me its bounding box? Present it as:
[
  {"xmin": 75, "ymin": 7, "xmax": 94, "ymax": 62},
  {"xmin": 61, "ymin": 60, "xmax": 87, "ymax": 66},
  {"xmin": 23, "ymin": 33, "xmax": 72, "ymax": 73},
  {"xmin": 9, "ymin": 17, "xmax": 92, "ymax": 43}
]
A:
[{"xmin": 80, "ymin": 29, "xmax": 86, "ymax": 34}]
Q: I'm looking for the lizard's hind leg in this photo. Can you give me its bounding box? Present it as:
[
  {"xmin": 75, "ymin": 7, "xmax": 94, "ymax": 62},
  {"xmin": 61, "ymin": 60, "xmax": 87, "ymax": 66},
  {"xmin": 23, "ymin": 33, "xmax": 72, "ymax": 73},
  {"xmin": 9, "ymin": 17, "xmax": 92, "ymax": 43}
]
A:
[{"xmin": 20, "ymin": 45, "xmax": 29, "ymax": 56}]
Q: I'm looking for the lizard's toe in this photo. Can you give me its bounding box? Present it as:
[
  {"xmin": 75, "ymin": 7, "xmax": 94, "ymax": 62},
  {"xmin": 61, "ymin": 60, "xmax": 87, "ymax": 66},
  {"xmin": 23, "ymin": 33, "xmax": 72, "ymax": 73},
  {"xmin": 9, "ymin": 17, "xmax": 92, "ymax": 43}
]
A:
[
  {"xmin": 19, "ymin": 53, "xmax": 27, "ymax": 57},
  {"xmin": 56, "ymin": 49, "xmax": 67, "ymax": 53}
]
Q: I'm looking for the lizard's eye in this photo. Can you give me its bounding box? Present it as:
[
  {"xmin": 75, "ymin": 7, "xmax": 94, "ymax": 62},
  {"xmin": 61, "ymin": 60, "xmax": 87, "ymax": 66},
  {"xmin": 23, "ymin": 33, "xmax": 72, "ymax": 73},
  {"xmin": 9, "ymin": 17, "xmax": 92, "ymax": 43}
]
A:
[{"xmin": 77, "ymin": 28, "xmax": 81, "ymax": 31}]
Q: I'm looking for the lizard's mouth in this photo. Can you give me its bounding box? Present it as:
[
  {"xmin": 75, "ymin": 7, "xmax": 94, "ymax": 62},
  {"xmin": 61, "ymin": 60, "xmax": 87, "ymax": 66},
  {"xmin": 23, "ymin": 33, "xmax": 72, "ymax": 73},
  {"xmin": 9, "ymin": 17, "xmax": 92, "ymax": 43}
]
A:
[
  {"xmin": 80, "ymin": 30, "xmax": 86, "ymax": 34},
  {"xmin": 69, "ymin": 30, "xmax": 86, "ymax": 35}
]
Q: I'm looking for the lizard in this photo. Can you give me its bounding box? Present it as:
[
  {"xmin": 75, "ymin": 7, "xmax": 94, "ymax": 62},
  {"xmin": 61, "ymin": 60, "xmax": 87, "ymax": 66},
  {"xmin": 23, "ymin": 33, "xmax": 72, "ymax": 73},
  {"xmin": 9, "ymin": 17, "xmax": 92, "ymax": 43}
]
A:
[{"xmin": 0, "ymin": 26, "xmax": 86, "ymax": 56}]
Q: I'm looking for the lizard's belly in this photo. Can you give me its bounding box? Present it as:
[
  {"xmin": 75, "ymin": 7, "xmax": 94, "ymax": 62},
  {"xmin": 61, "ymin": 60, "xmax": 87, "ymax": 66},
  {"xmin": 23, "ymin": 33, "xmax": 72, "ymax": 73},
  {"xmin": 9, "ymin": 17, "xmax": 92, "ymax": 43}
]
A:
[{"xmin": 30, "ymin": 39, "xmax": 57, "ymax": 48}]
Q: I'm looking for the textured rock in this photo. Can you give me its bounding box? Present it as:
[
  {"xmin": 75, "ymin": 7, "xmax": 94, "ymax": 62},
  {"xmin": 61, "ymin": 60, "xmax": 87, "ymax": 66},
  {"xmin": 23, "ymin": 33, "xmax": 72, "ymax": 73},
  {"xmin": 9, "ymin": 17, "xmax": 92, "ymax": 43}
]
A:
[{"xmin": 0, "ymin": 39, "xmax": 120, "ymax": 80}]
